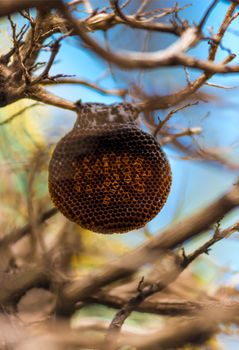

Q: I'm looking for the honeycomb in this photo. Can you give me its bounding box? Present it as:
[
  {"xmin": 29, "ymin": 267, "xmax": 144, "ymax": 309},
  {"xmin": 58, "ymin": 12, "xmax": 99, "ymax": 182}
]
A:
[{"xmin": 48, "ymin": 102, "xmax": 172, "ymax": 234}]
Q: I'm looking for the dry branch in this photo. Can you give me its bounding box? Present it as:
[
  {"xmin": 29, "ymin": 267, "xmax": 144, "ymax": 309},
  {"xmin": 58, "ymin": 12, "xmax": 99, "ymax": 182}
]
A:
[
  {"xmin": 58, "ymin": 182, "xmax": 239, "ymax": 314},
  {"xmin": 0, "ymin": 1, "xmax": 236, "ymax": 114},
  {"xmin": 119, "ymin": 304, "xmax": 239, "ymax": 349},
  {"xmin": 138, "ymin": 3, "xmax": 237, "ymax": 110},
  {"xmin": 59, "ymin": 3, "xmax": 201, "ymax": 70},
  {"xmin": 104, "ymin": 220, "xmax": 239, "ymax": 344},
  {"xmin": 0, "ymin": 262, "xmax": 47, "ymax": 305},
  {"xmin": 89, "ymin": 291, "xmax": 200, "ymax": 317},
  {"xmin": 109, "ymin": 0, "xmax": 184, "ymax": 35},
  {"xmin": 0, "ymin": 0, "xmax": 60, "ymax": 17},
  {"xmin": 58, "ymin": 1, "xmax": 239, "ymax": 75},
  {"xmin": 29, "ymin": 86, "xmax": 77, "ymax": 111},
  {"xmin": 42, "ymin": 78, "xmax": 127, "ymax": 97},
  {"xmin": 0, "ymin": 208, "xmax": 58, "ymax": 248},
  {"xmin": 0, "ymin": 183, "xmax": 238, "ymax": 316}
]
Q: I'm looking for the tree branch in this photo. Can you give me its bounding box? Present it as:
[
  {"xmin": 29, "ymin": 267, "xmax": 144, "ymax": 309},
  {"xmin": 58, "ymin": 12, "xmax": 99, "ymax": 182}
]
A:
[
  {"xmin": 28, "ymin": 86, "xmax": 77, "ymax": 111},
  {"xmin": 58, "ymin": 2, "xmax": 239, "ymax": 73},
  {"xmin": 104, "ymin": 220, "xmax": 239, "ymax": 346},
  {"xmin": 59, "ymin": 3, "xmax": 201, "ymax": 69},
  {"xmin": 0, "ymin": 208, "xmax": 58, "ymax": 248},
  {"xmin": 57, "ymin": 181, "xmax": 239, "ymax": 314},
  {"xmin": 0, "ymin": 0, "xmax": 60, "ymax": 17},
  {"xmin": 41, "ymin": 78, "xmax": 127, "ymax": 97}
]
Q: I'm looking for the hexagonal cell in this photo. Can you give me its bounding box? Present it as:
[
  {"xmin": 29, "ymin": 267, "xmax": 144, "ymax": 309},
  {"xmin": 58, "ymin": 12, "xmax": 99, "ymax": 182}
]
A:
[{"xmin": 48, "ymin": 103, "xmax": 172, "ymax": 234}]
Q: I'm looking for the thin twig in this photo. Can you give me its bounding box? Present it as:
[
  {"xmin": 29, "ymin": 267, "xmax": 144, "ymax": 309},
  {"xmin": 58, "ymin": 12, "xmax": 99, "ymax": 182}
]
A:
[
  {"xmin": 198, "ymin": 0, "xmax": 219, "ymax": 29},
  {"xmin": 32, "ymin": 39, "xmax": 61, "ymax": 84},
  {"xmin": 8, "ymin": 15, "xmax": 31, "ymax": 83},
  {"xmin": 161, "ymin": 127, "xmax": 202, "ymax": 145},
  {"xmin": 205, "ymin": 82, "xmax": 239, "ymax": 89},
  {"xmin": 184, "ymin": 222, "xmax": 239, "ymax": 266},
  {"xmin": 154, "ymin": 101, "xmax": 199, "ymax": 137}
]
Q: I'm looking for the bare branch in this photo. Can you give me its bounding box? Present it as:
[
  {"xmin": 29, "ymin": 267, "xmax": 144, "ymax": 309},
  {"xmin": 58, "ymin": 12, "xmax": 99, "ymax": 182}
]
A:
[
  {"xmin": 32, "ymin": 40, "xmax": 61, "ymax": 84},
  {"xmin": 0, "ymin": 0, "xmax": 60, "ymax": 17},
  {"xmin": 41, "ymin": 78, "xmax": 127, "ymax": 97},
  {"xmin": 138, "ymin": 2, "xmax": 237, "ymax": 110},
  {"xmin": 160, "ymin": 127, "xmax": 202, "ymax": 145},
  {"xmin": 184, "ymin": 221, "xmax": 239, "ymax": 265},
  {"xmin": 154, "ymin": 101, "xmax": 199, "ymax": 137},
  {"xmin": 205, "ymin": 81, "xmax": 239, "ymax": 89},
  {"xmin": 110, "ymin": 0, "xmax": 183, "ymax": 35},
  {"xmin": 90, "ymin": 292, "xmax": 239, "ymax": 318},
  {"xmin": 58, "ymin": 2, "xmax": 239, "ymax": 74},
  {"xmin": 57, "ymin": 182, "xmax": 239, "ymax": 314},
  {"xmin": 198, "ymin": 0, "xmax": 218, "ymax": 29},
  {"xmin": 171, "ymin": 138, "xmax": 239, "ymax": 170},
  {"xmin": 0, "ymin": 208, "xmax": 58, "ymax": 248},
  {"xmin": 28, "ymin": 86, "xmax": 77, "ymax": 111},
  {"xmin": 8, "ymin": 15, "xmax": 31, "ymax": 84},
  {"xmin": 119, "ymin": 305, "xmax": 239, "ymax": 349},
  {"xmin": 105, "ymin": 220, "xmax": 239, "ymax": 344},
  {"xmin": 105, "ymin": 254, "xmax": 182, "ymax": 348},
  {"xmin": 59, "ymin": 3, "xmax": 201, "ymax": 69}
]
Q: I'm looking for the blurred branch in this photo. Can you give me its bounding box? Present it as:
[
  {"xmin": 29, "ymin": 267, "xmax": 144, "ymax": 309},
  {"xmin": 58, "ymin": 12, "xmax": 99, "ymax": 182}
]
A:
[
  {"xmin": 41, "ymin": 78, "xmax": 127, "ymax": 97},
  {"xmin": 0, "ymin": 208, "xmax": 58, "ymax": 248},
  {"xmin": 105, "ymin": 220, "xmax": 239, "ymax": 346},
  {"xmin": 109, "ymin": 0, "xmax": 184, "ymax": 35},
  {"xmin": 0, "ymin": 0, "xmax": 60, "ymax": 17},
  {"xmin": 138, "ymin": 53, "xmax": 235, "ymax": 111},
  {"xmin": 105, "ymin": 254, "xmax": 182, "ymax": 348},
  {"xmin": 57, "ymin": 181, "xmax": 239, "ymax": 314},
  {"xmin": 138, "ymin": 2, "xmax": 237, "ymax": 111},
  {"xmin": 171, "ymin": 138, "xmax": 239, "ymax": 170},
  {"xmin": 0, "ymin": 103, "xmax": 40, "ymax": 126},
  {"xmin": 205, "ymin": 81, "xmax": 239, "ymax": 89},
  {"xmin": 59, "ymin": 3, "xmax": 201, "ymax": 70},
  {"xmin": 153, "ymin": 101, "xmax": 199, "ymax": 137},
  {"xmin": 28, "ymin": 86, "xmax": 77, "ymax": 111},
  {"xmin": 119, "ymin": 305, "xmax": 239, "ymax": 350},
  {"xmin": 160, "ymin": 127, "xmax": 202, "ymax": 145},
  {"xmin": 89, "ymin": 291, "xmax": 200, "ymax": 317},
  {"xmin": 0, "ymin": 214, "xmax": 239, "ymax": 322},
  {"xmin": 58, "ymin": 1, "xmax": 239, "ymax": 74},
  {"xmin": 0, "ymin": 207, "xmax": 238, "ymax": 336},
  {"xmin": 0, "ymin": 262, "xmax": 47, "ymax": 304},
  {"xmin": 198, "ymin": 0, "xmax": 218, "ymax": 29},
  {"xmin": 0, "ymin": 1, "xmax": 236, "ymax": 113},
  {"xmin": 1, "ymin": 305, "xmax": 239, "ymax": 350}
]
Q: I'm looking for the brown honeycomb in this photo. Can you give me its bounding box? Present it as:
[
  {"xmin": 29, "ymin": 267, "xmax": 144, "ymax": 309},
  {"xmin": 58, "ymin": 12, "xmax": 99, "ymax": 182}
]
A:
[{"xmin": 48, "ymin": 102, "xmax": 172, "ymax": 234}]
